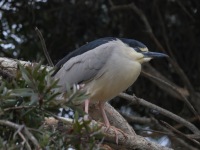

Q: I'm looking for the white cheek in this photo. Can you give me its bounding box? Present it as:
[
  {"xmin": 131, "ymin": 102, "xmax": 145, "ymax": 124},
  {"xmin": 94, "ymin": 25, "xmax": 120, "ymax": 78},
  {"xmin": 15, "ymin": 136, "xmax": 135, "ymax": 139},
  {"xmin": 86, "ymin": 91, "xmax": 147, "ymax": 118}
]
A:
[
  {"xmin": 130, "ymin": 51, "xmax": 144, "ymax": 60},
  {"xmin": 143, "ymin": 57, "xmax": 152, "ymax": 62}
]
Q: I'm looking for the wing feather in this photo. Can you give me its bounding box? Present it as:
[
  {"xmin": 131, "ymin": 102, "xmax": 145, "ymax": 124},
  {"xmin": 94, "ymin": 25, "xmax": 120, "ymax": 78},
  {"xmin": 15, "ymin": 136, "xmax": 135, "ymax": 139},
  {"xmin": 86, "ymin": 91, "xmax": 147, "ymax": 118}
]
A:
[{"xmin": 54, "ymin": 45, "xmax": 111, "ymax": 91}]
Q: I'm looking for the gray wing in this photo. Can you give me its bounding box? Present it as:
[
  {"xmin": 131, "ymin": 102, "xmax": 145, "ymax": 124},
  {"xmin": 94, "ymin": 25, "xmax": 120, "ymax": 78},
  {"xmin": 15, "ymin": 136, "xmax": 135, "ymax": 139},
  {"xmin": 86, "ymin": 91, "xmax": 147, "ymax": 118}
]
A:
[{"xmin": 54, "ymin": 46, "xmax": 111, "ymax": 91}]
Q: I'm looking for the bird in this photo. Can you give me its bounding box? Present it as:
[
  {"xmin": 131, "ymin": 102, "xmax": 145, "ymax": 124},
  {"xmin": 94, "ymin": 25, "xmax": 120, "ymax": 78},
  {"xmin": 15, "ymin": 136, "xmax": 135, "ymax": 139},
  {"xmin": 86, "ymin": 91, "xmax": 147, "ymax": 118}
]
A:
[{"xmin": 53, "ymin": 37, "xmax": 168, "ymax": 136}]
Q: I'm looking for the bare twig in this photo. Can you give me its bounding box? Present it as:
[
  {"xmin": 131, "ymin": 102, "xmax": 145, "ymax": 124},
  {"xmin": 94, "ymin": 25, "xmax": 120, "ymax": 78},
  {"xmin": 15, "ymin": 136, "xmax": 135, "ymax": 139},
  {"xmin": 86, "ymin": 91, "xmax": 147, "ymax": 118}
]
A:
[
  {"xmin": 17, "ymin": 130, "xmax": 32, "ymax": 150},
  {"xmin": 161, "ymin": 121, "xmax": 200, "ymax": 148},
  {"xmin": 35, "ymin": 27, "xmax": 54, "ymax": 67},
  {"xmin": 155, "ymin": 5, "xmax": 176, "ymax": 60},
  {"xmin": 23, "ymin": 127, "xmax": 40, "ymax": 149},
  {"xmin": 0, "ymin": 120, "xmax": 40, "ymax": 149},
  {"xmin": 121, "ymin": 112, "xmax": 200, "ymax": 140},
  {"xmin": 176, "ymin": 0, "xmax": 195, "ymax": 22},
  {"xmin": 152, "ymin": 118, "xmax": 199, "ymax": 150},
  {"xmin": 174, "ymin": 116, "xmax": 200, "ymax": 130},
  {"xmin": 13, "ymin": 125, "xmax": 25, "ymax": 139},
  {"xmin": 142, "ymin": 64, "xmax": 189, "ymax": 99},
  {"xmin": 142, "ymin": 70, "xmax": 199, "ymax": 120},
  {"xmin": 3, "ymin": 106, "xmax": 37, "ymax": 111},
  {"xmin": 118, "ymin": 93, "xmax": 200, "ymax": 135},
  {"xmin": 120, "ymin": 111, "xmax": 152, "ymax": 124}
]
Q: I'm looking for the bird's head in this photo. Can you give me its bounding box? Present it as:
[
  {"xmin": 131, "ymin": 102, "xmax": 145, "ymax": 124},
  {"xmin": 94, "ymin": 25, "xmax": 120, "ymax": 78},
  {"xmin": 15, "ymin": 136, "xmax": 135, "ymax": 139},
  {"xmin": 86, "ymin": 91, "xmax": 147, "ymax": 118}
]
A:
[{"xmin": 121, "ymin": 38, "xmax": 168, "ymax": 64}]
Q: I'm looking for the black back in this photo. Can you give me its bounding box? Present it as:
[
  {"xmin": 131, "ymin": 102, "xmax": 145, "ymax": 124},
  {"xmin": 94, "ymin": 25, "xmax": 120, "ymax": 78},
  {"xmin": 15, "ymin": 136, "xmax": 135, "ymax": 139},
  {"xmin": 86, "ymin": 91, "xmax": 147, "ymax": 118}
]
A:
[{"xmin": 52, "ymin": 37, "xmax": 146, "ymax": 76}]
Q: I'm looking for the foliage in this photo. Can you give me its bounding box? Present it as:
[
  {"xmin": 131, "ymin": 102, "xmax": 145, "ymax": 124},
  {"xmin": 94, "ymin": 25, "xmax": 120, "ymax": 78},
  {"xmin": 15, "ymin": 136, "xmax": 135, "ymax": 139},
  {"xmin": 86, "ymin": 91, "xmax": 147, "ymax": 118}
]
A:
[
  {"xmin": 1, "ymin": 0, "xmax": 200, "ymax": 149},
  {"xmin": 0, "ymin": 63, "xmax": 102, "ymax": 149}
]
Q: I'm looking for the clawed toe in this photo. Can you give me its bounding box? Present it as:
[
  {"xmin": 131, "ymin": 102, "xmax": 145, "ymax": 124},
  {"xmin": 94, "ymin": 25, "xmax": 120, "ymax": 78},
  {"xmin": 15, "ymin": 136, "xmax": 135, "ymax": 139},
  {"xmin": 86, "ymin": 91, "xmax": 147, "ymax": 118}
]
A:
[{"xmin": 102, "ymin": 124, "xmax": 127, "ymax": 144}]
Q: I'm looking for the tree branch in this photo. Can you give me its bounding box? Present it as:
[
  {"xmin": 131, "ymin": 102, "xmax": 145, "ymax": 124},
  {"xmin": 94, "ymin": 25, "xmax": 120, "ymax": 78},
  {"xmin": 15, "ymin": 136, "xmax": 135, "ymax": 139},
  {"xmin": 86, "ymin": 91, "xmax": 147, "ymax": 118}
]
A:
[
  {"xmin": 142, "ymin": 65, "xmax": 199, "ymax": 120},
  {"xmin": 0, "ymin": 120, "xmax": 40, "ymax": 149},
  {"xmin": 161, "ymin": 121, "xmax": 200, "ymax": 148},
  {"xmin": 45, "ymin": 117, "xmax": 172, "ymax": 150},
  {"xmin": 35, "ymin": 27, "xmax": 54, "ymax": 67},
  {"xmin": 118, "ymin": 93, "xmax": 200, "ymax": 136}
]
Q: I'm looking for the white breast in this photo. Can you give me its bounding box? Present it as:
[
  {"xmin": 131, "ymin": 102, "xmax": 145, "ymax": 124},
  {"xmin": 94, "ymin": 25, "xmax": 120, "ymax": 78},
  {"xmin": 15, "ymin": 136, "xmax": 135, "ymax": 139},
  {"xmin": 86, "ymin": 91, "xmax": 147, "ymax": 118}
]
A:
[{"xmin": 85, "ymin": 45, "xmax": 142, "ymax": 102}]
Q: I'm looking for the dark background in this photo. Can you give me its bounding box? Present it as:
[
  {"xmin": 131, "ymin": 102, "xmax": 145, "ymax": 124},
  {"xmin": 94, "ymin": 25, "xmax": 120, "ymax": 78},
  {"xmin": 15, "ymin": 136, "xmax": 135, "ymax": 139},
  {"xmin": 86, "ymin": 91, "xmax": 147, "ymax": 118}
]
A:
[{"xmin": 1, "ymin": 0, "xmax": 200, "ymax": 148}]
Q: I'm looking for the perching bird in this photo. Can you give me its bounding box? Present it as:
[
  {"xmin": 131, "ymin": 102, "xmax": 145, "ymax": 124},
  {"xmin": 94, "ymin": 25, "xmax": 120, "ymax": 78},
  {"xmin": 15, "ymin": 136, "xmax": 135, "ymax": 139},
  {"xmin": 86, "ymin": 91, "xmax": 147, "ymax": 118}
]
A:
[{"xmin": 53, "ymin": 37, "xmax": 167, "ymax": 132}]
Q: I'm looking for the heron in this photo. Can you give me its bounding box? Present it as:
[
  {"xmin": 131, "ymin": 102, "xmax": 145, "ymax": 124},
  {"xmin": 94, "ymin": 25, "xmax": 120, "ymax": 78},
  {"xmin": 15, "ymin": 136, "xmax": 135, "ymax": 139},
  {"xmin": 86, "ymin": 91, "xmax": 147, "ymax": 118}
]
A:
[{"xmin": 53, "ymin": 37, "xmax": 168, "ymax": 138}]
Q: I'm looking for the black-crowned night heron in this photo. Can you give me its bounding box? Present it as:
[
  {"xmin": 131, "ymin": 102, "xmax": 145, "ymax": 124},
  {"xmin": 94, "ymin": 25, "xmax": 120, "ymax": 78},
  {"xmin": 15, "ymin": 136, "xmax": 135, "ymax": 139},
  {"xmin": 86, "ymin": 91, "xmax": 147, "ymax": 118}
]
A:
[{"xmin": 53, "ymin": 37, "xmax": 167, "ymax": 132}]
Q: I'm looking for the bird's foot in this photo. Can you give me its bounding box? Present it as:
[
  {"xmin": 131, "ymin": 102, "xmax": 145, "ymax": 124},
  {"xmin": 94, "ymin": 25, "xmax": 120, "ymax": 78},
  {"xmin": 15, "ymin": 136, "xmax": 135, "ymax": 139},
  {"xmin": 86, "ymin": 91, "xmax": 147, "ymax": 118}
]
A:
[
  {"xmin": 108, "ymin": 126, "xmax": 127, "ymax": 144},
  {"xmin": 100, "ymin": 123, "xmax": 127, "ymax": 144}
]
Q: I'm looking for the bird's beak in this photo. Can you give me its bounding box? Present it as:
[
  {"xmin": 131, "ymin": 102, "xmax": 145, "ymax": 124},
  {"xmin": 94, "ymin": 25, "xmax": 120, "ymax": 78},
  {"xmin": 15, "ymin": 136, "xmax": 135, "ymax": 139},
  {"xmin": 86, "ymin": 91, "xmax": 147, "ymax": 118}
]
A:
[{"xmin": 142, "ymin": 52, "xmax": 168, "ymax": 58}]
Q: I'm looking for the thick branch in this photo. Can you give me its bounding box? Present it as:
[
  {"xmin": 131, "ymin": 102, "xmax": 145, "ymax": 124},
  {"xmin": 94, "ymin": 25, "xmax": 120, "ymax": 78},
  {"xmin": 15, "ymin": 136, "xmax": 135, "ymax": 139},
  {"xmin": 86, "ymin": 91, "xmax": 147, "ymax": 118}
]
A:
[
  {"xmin": 88, "ymin": 102, "xmax": 135, "ymax": 135},
  {"xmin": 45, "ymin": 117, "xmax": 172, "ymax": 150}
]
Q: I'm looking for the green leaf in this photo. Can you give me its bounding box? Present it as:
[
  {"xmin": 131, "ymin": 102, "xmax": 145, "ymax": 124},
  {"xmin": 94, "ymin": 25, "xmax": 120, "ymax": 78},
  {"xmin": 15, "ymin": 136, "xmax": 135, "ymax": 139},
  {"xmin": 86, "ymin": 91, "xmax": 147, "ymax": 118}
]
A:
[
  {"xmin": 11, "ymin": 88, "xmax": 34, "ymax": 97},
  {"xmin": 18, "ymin": 63, "xmax": 32, "ymax": 86},
  {"xmin": 30, "ymin": 93, "xmax": 39, "ymax": 105}
]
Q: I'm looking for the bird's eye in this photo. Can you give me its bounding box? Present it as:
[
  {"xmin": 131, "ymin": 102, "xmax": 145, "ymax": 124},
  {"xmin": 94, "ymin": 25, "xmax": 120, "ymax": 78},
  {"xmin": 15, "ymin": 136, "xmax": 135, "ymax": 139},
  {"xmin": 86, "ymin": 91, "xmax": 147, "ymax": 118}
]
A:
[{"xmin": 134, "ymin": 47, "xmax": 141, "ymax": 52}]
